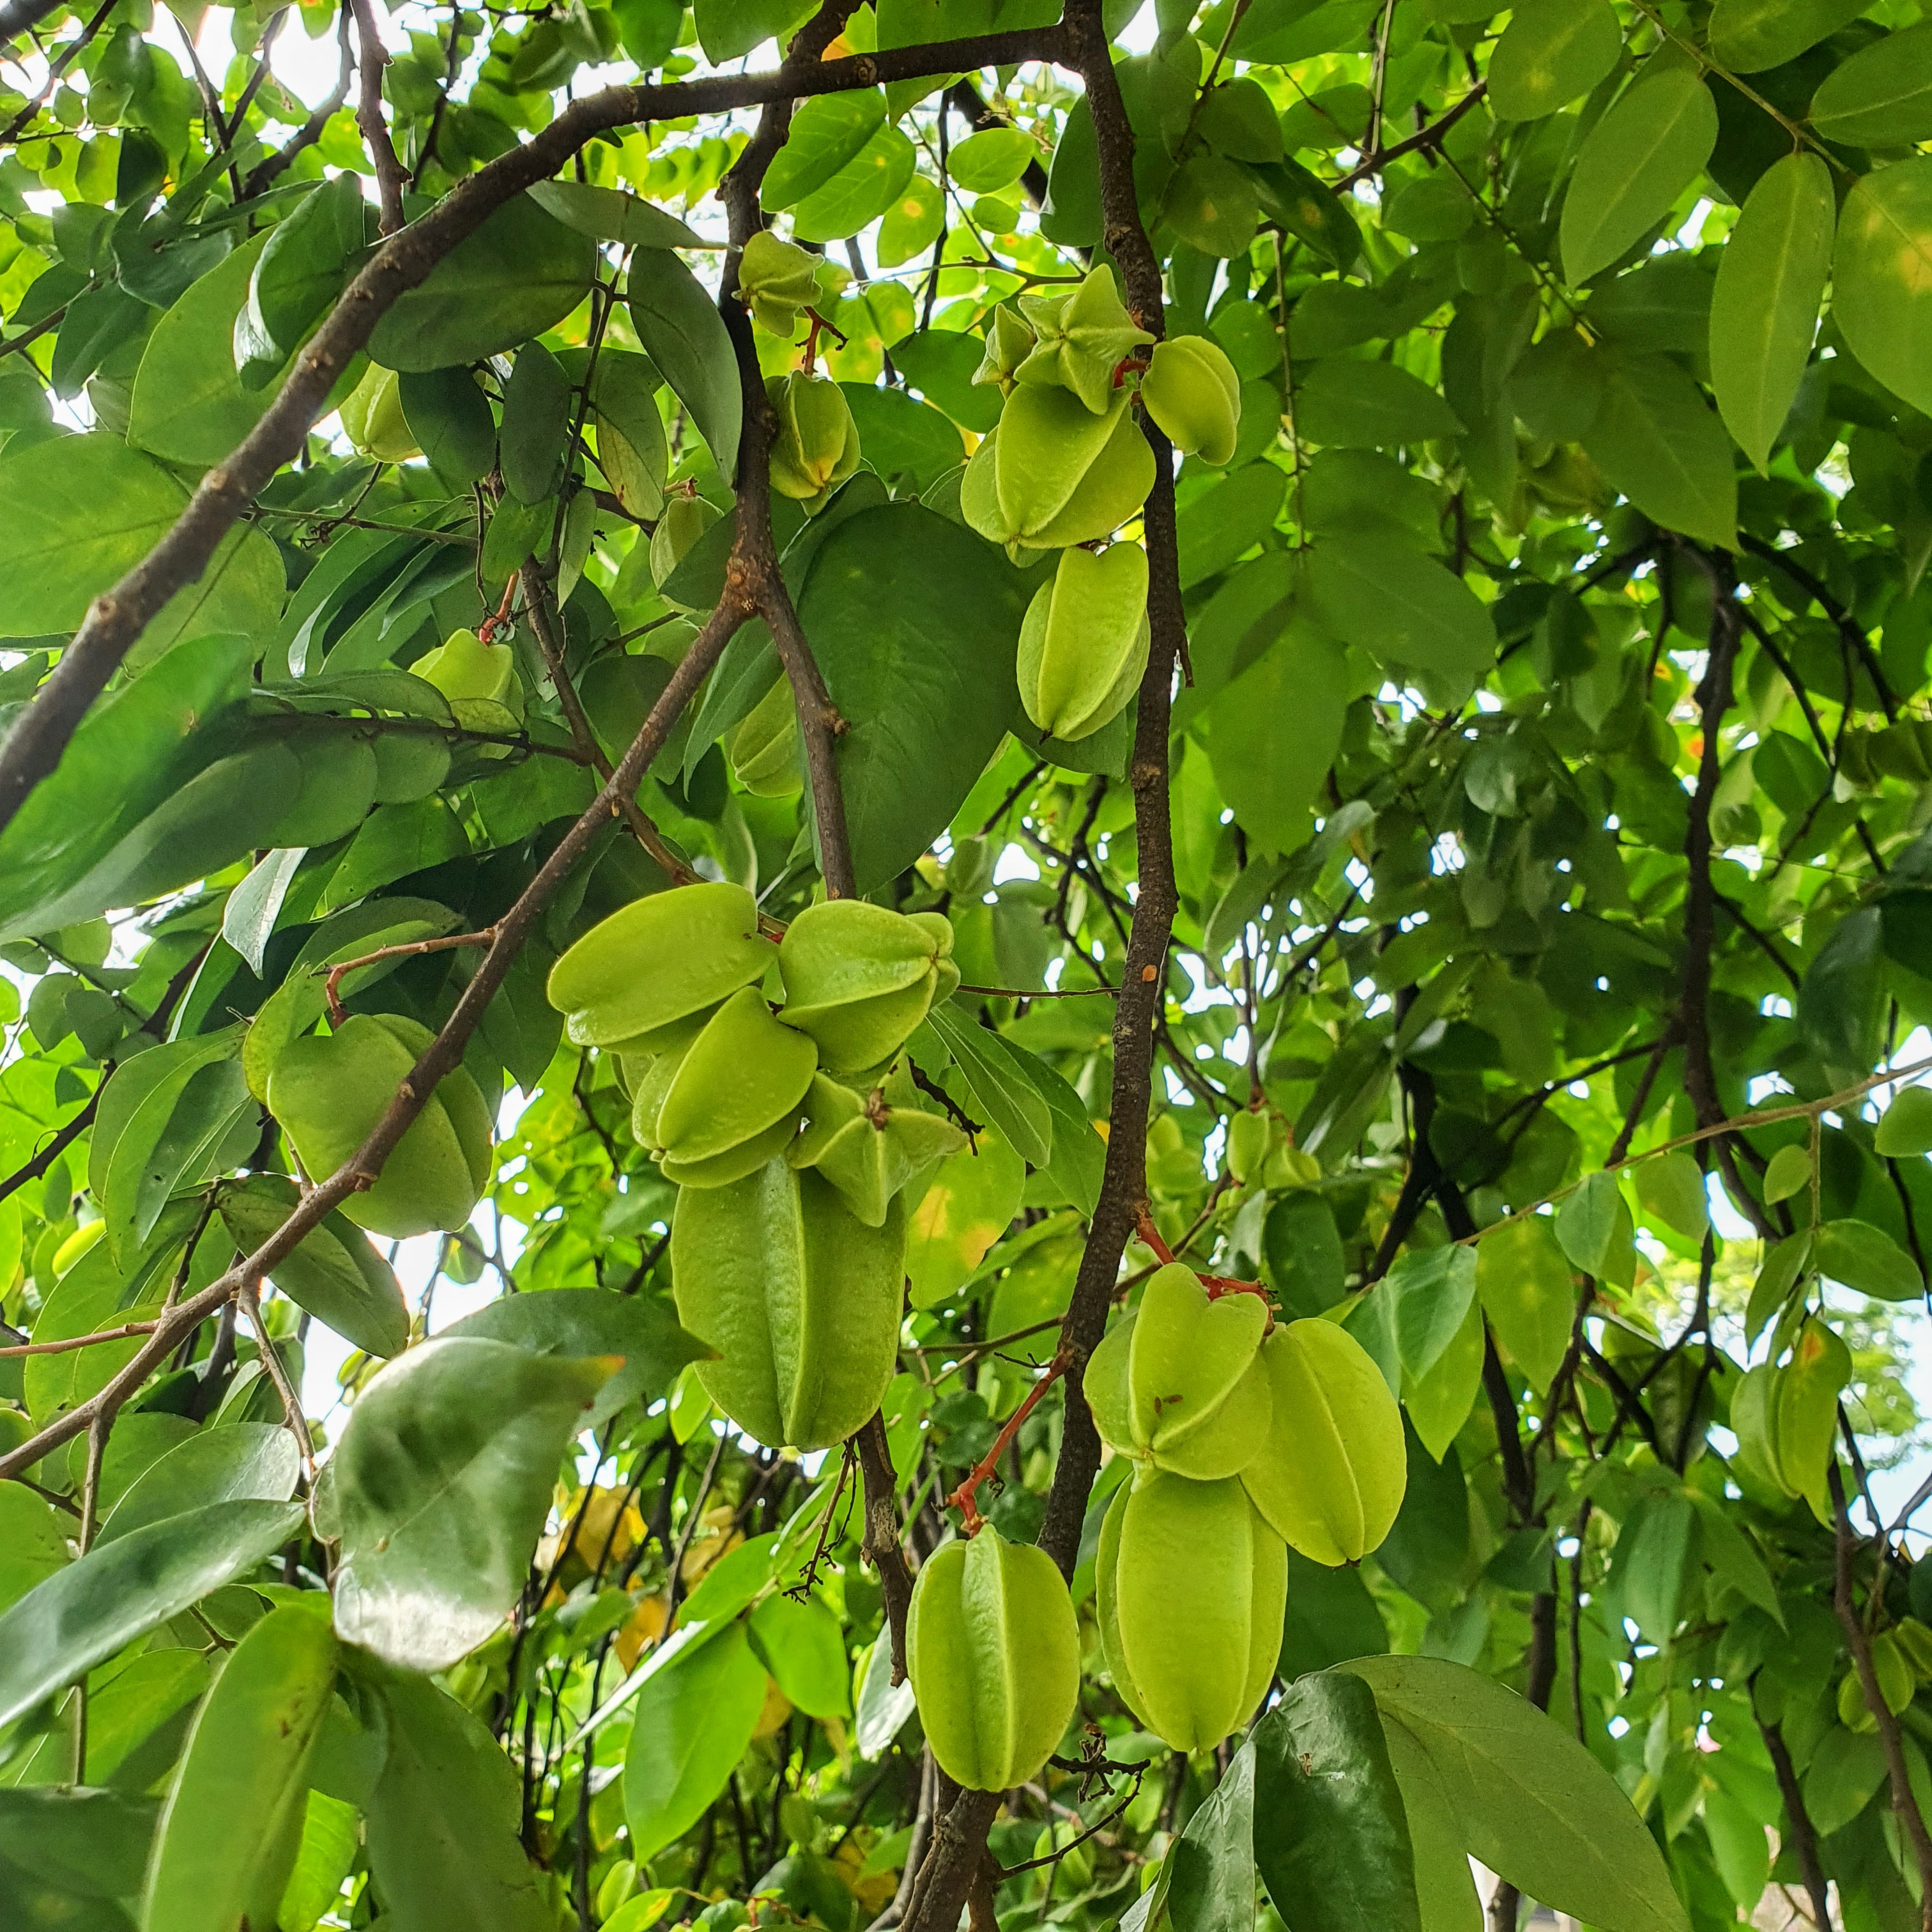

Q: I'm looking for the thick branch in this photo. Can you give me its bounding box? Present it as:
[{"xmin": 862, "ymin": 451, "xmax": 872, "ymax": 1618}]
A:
[
  {"xmin": 349, "ymin": 0, "xmax": 408, "ymax": 235},
  {"xmin": 853, "ymin": 1412, "xmax": 916, "ymax": 1684},
  {"xmin": 0, "ymin": 17, "xmax": 1070, "ymax": 845}
]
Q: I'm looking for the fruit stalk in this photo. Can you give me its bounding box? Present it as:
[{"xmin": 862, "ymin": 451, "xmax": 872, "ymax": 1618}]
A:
[
  {"xmin": 323, "ymin": 928, "xmax": 496, "ymax": 1027},
  {"xmin": 948, "ymin": 1348, "xmax": 1071, "ymax": 1536}
]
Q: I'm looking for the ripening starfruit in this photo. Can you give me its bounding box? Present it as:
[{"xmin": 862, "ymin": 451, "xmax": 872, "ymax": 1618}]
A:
[
  {"xmin": 961, "ymin": 385, "xmax": 1155, "ymax": 555},
  {"xmin": 907, "ymin": 1525, "xmax": 1081, "ymax": 1791},
  {"xmin": 1139, "ymin": 335, "xmax": 1242, "ymax": 467},
  {"xmin": 972, "ymin": 304, "xmax": 1036, "ymax": 397},
  {"xmin": 338, "ymin": 364, "xmax": 422, "ymax": 463},
  {"xmin": 651, "ymin": 493, "xmax": 719, "ymax": 599},
  {"xmin": 738, "ymin": 231, "xmax": 827, "ymax": 340},
  {"xmin": 726, "ymin": 677, "xmax": 802, "ymax": 796},
  {"xmin": 635, "ymin": 986, "xmax": 817, "ymax": 1184},
  {"xmin": 1017, "ymin": 542, "xmax": 1150, "ymax": 743},
  {"xmin": 546, "ymin": 882, "xmax": 772, "ymax": 1052},
  {"xmin": 788, "ymin": 1074, "xmax": 965, "ymax": 1226},
  {"xmin": 1239, "ymin": 1318, "xmax": 1406, "ymax": 1566},
  {"xmin": 1097, "ymin": 1470, "xmax": 1286, "ymax": 1753},
  {"xmin": 777, "ymin": 901, "xmax": 957, "ymax": 1073},
  {"xmin": 1086, "ymin": 1264, "xmax": 1271, "ymax": 1481},
  {"xmin": 1015, "ymin": 266, "xmax": 1153, "ymax": 415},
  {"xmin": 413, "ymin": 627, "xmax": 525, "ymax": 721},
  {"xmin": 767, "ymin": 373, "xmax": 861, "ymax": 512},
  {"xmin": 1730, "ymin": 1318, "xmax": 1853, "ymax": 1513},
  {"xmin": 266, "ymin": 1014, "xmax": 493, "ymax": 1239},
  {"xmin": 671, "ymin": 1156, "xmax": 906, "ymax": 1450}
]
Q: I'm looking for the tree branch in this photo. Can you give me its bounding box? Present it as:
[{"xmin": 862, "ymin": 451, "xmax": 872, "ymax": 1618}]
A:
[{"xmin": 349, "ymin": 0, "xmax": 407, "ymax": 235}]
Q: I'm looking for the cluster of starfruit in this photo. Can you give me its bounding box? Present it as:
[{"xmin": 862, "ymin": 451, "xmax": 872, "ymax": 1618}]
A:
[
  {"xmin": 266, "ymin": 1013, "xmax": 496, "ymax": 1240},
  {"xmin": 964, "ymin": 266, "xmax": 1243, "ymax": 746},
  {"xmin": 545, "ymin": 882, "xmax": 963, "ymax": 1450},
  {"xmin": 1089, "ymin": 1264, "xmax": 1407, "ymax": 1752}
]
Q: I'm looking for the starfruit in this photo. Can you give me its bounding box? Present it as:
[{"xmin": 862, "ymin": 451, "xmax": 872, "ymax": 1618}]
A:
[
  {"xmin": 1730, "ymin": 1318, "xmax": 1853, "ymax": 1513},
  {"xmin": 1139, "ymin": 335, "xmax": 1242, "ymax": 467},
  {"xmin": 671, "ymin": 1156, "xmax": 906, "ymax": 1450},
  {"xmin": 635, "ymin": 986, "xmax": 817, "ymax": 1183},
  {"xmin": 1015, "ymin": 266, "xmax": 1153, "ymax": 415},
  {"xmin": 961, "ymin": 385, "xmax": 1155, "ymax": 555},
  {"xmin": 738, "ymin": 230, "xmax": 827, "ymax": 340},
  {"xmin": 338, "ymin": 364, "xmax": 421, "ymax": 464},
  {"xmin": 972, "ymin": 304, "xmax": 1037, "ymax": 397},
  {"xmin": 777, "ymin": 901, "xmax": 957, "ymax": 1073},
  {"xmin": 767, "ymin": 373, "xmax": 861, "ymax": 512},
  {"xmin": 726, "ymin": 677, "xmax": 801, "ymax": 797},
  {"xmin": 412, "ymin": 627, "xmax": 525, "ymax": 721},
  {"xmin": 1239, "ymin": 1318, "xmax": 1406, "ymax": 1565},
  {"xmin": 266, "ymin": 1013, "xmax": 493, "ymax": 1239},
  {"xmin": 651, "ymin": 493, "xmax": 719, "ymax": 597},
  {"xmin": 1016, "ymin": 542, "xmax": 1150, "ymax": 743},
  {"xmin": 907, "ymin": 1524, "xmax": 1080, "ymax": 1791},
  {"xmin": 1085, "ymin": 1264, "xmax": 1271, "ymax": 1480},
  {"xmin": 1096, "ymin": 1470, "xmax": 1285, "ymax": 1754},
  {"xmin": 546, "ymin": 882, "xmax": 772, "ymax": 1051},
  {"xmin": 1225, "ymin": 1108, "xmax": 1271, "ymax": 1184},
  {"xmin": 788, "ymin": 1074, "xmax": 965, "ymax": 1226}
]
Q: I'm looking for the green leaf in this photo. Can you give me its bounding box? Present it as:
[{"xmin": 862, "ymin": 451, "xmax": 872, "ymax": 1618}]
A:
[
  {"xmin": 1486, "ymin": 0, "xmax": 1622, "ymax": 121},
  {"xmin": 25, "ymin": 1242, "xmax": 170, "ymax": 1429},
  {"xmin": 0, "ymin": 1499, "xmax": 303, "ymax": 1729},
  {"xmin": 445, "ymin": 1287, "xmax": 712, "ymax": 1425},
  {"xmin": 1809, "ymin": 22, "xmax": 1932, "ymax": 145},
  {"xmin": 1709, "ymin": 153, "xmax": 1833, "ymax": 470},
  {"xmin": 399, "ymin": 366, "xmax": 498, "ymax": 484},
  {"xmin": 1306, "ymin": 534, "xmax": 1496, "ymax": 683},
  {"xmin": 1834, "ymin": 160, "xmax": 1932, "ymax": 420},
  {"xmin": 749, "ymin": 1591, "xmax": 850, "ymax": 1719},
  {"xmin": 840, "ymin": 383, "xmax": 967, "ymax": 491},
  {"xmin": 1177, "ymin": 464, "xmax": 1289, "ymax": 590},
  {"xmin": 499, "ymin": 341, "xmax": 572, "ymax": 505},
  {"xmin": 1378, "ymin": 1245, "xmax": 1480, "ymax": 1386},
  {"xmin": 1001, "ymin": 1039, "xmax": 1105, "ymax": 1217},
  {"xmin": 220, "ymin": 1177, "xmax": 411, "ymax": 1357},
  {"xmin": 328, "ymin": 1337, "xmax": 614, "ymax": 1670},
  {"xmin": 1294, "ymin": 359, "xmax": 1462, "ymax": 448},
  {"xmin": 277, "ymin": 1790, "xmax": 361, "ymax": 1932},
  {"xmin": 762, "ymin": 90, "xmax": 887, "ymax": 209},
  {"xmin": 0, "ymin": 432, "xmax": 188, "ymax": 637},
  {"xmin": 1252, "ymin": 1672, "xmax": 1422, "ymax": 1932},
  {"xmin": 623, "ymin": 1622, "xmax": 770, "ymax": 1862},
  {"xmin": 796, "ymin": 503, "xmax": 1032, "ymax": 891},
  {"xmin": 1402, "ymin": 1300, "xmax": 1486, "ymax": 1464},
  {"xmin": 1816, "ymin": 1218, "xmax": 1924, "ymax": 1301},
  {"xmin": 1559, "ymin": 66, "xmax": 1717, "ymax": 286},
  {"xmin": 1878, "ymin": 1085, "xmax": 1932, "ymax": 1158},
  {"xmin": 142, "ymin": 1604, "xmax": 339, "ymax": 1932},
  {"xmin": 627, "ymin": 247, "xmax": 742, "ymax": 477},
  {"xmin": 903, "ymin": 1133, "xmax": 1028, "ymax": 1308},
  {"xmin": 239, "ymin": 174, "xmax": 364, "ymax": 374},
  {"xmin": 1377, "ymin": 1711, "xmax": 1483, "ymax": 1932},
  {"xmin": 1339, "ymin": 1654, "xmax": 1690, "ymax": 1932},
  {"xmin": 365, "ymin": 1670, "xmax": 553, "ymax": 1932},
  {"xmin": 950, "ymin": 127, "xmax": 1038, "ymax": 193},
  {"xmin": 923, "ymin": 1004, "xmax": 1054, "ymax": 1167},
  {"xmin": 369, "ymin": 194, "xmax": 595, "ymax": 372},
  {"xmin": 1579, "ymin": 353, "xmax": 1738, "ymax": 548},
  {"xmin": 1763, "ymin": 1142, "xmax": 1814, "ymax": 1202},
  {"xmin": 1745, "ymin": 1230, "xmax": 1811, "ymax": 1347},
  {"xmin": 792, "ymin": 125, "xmax": 919, "ymax": 245},
  {"xmin": 1708, "ymin": 0, "xmax": 1864, "ymax": 72},
  {"xmin": 1205, "ymin": 624, "xmax": 1348, "ymax": 855},
  {"xmin": 96, "ymin": 1420, "xmax": 301, "ymax": 1545},
  {"xmin": 0, "ymin": 1786, "xmax": 160, "ymax": 1906},
  {"xmin": 1685, "ymin": 1489, "xmax": 1783, "ymax": 1625},
  {"xmin": 1168, "ymin": 1736, "xmax": 1257, "ymax": 1932},
  {"xmin": 1475, "ymin": 1215, "xmax": 1575, "ymax": 1393},
  {"xmin": 527, "ymin": 179, "xmax": 703, "ymax": 249},
  {"xmin": 1607, "ymin": 1488, "xmax": 1694, "ymax": 1643},
  {"xmin": 1633, "ymin": 1149, "xmax": 1710, "ymax": 1243},
  {"xmin": 1554, "ymin": 1171, "xmax": 1622, "ymax": 1275},
  {"xmin": 0, "ymin": 1481, "xmax": 70, "ymax": 1614}
]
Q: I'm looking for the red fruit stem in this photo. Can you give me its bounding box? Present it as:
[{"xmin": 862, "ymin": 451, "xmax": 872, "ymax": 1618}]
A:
[
  {"xmin": 1133, "ymin": 1202, "xmax": 1176, "ymax": 1266},
  {"xmin": 477, "ymin": 573, "xmax": 518, "ymax": 643},
  {"xmin": 949, "ymin": 1347, "xmax": 1070, "ymax": 1536}
]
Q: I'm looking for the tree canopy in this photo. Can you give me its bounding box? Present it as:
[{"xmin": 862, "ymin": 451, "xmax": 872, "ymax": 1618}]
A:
[{"xmin": 6, "ymin": 1, "xmax": 1932, "ymax": 1929}]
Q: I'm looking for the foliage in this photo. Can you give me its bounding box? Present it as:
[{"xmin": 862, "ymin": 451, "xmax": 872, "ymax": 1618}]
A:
[{"xmin": 6, "ymin": 0, "xmax": 1932, "ymax": 1929}]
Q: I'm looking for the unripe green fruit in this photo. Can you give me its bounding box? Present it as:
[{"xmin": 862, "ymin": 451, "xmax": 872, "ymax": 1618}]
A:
[
  {"xmin": 338, "ymin": 364, "xmax": 422, "ymax": 464},
  {"xmin": 788, "ymin": 1073, "xmax": 965, "ymax": 1226},
  {"xmin": 1097, "ymin": 1470, "xmax": 1285, "ymax": 1754},
  {"xmin": 413, "ymin": 627, "xmax": 523, "ymax": 719},
  {"xmin": 1139, "ymin": 335, "xmax": 1241, "ymax": 466},
  {"xmin": 726, "ymin": 677, "xmax": 802, "ymax": 797},
  {"xmin": 639, "ymin": 986, "xmax": 817, "ymax": 1176},
  {"xmin": 546, "ymin": 882, "xmax": 772, "ymax": 1050},
  {"xmin": 1225, "ymin": 1108, "xmax": 1271, "ymax": 1184},
  {"xmin": 1014, "ymin": 266, "xmax": 1153, "ymax": 415},
  {"xmin": 907, "ymin": 1524, "xmax": 1081, "ymax": 1791},
  {"xmin": 652, "ymin": 494, "xmax": 718, "ymax": 597},
  {"xmin": 1086, "ymin": 1264, "xmax": 1271, "ymax": 1480},
  {"xmin": 1017, "ymin": 542, "xmax": 1149, "ymax": 743},
  {"xmin": 266, "ymin": 1014, "xmax": 493, "ymax": 1238},
  {"xmin": 961, "ymin": 386, "xmax": 1155, "ymax": 555},
  {"xmin": 739, "ymin": 231, "xmax": 825, "ymax": 340},
  {"xmin": 1240, "ymin": 1319, "xmax": 1406, "ymax": 1566},
  {"xmin": 972, "ymin": 304, "xmax": 1037, "ymax": 396},
  {"xmin": 777, "ymin": 901, "xmax": 956, "ymax": 1073},
  {"xmin": 767, "ymin": 373, "xmax": 861, "ymax": 513},
  {"xmin": 671, "ymin": 1157, "xmax": 905, "ymax": 1450}
]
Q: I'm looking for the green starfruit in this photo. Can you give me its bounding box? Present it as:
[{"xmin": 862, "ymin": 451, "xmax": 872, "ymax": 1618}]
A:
[
  {"xmin": 961, "ymin": 385, "xmax": 1154, "ymax": 555},
  {"xmin": 1016, "ymin": 266, "xmax": 1153, "ymax": 415},
  {"xmin": 1016, "ymin": 541, "xmax": 1150, "ymax": 743},
  {"xmin": 777, "ymin": 901, "xmax": 956, "ymax": 1073},
  {"xmin": 788, "ymin": 1074, "xmax": 964, "ymax": 1226},
  {"xmin": 767, "ymin": 372, "xmax": 861, "ymax": 512},
  {"xmin": 1139, "ymin": 334, "xmax": 1242, "ymax": 466}
]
